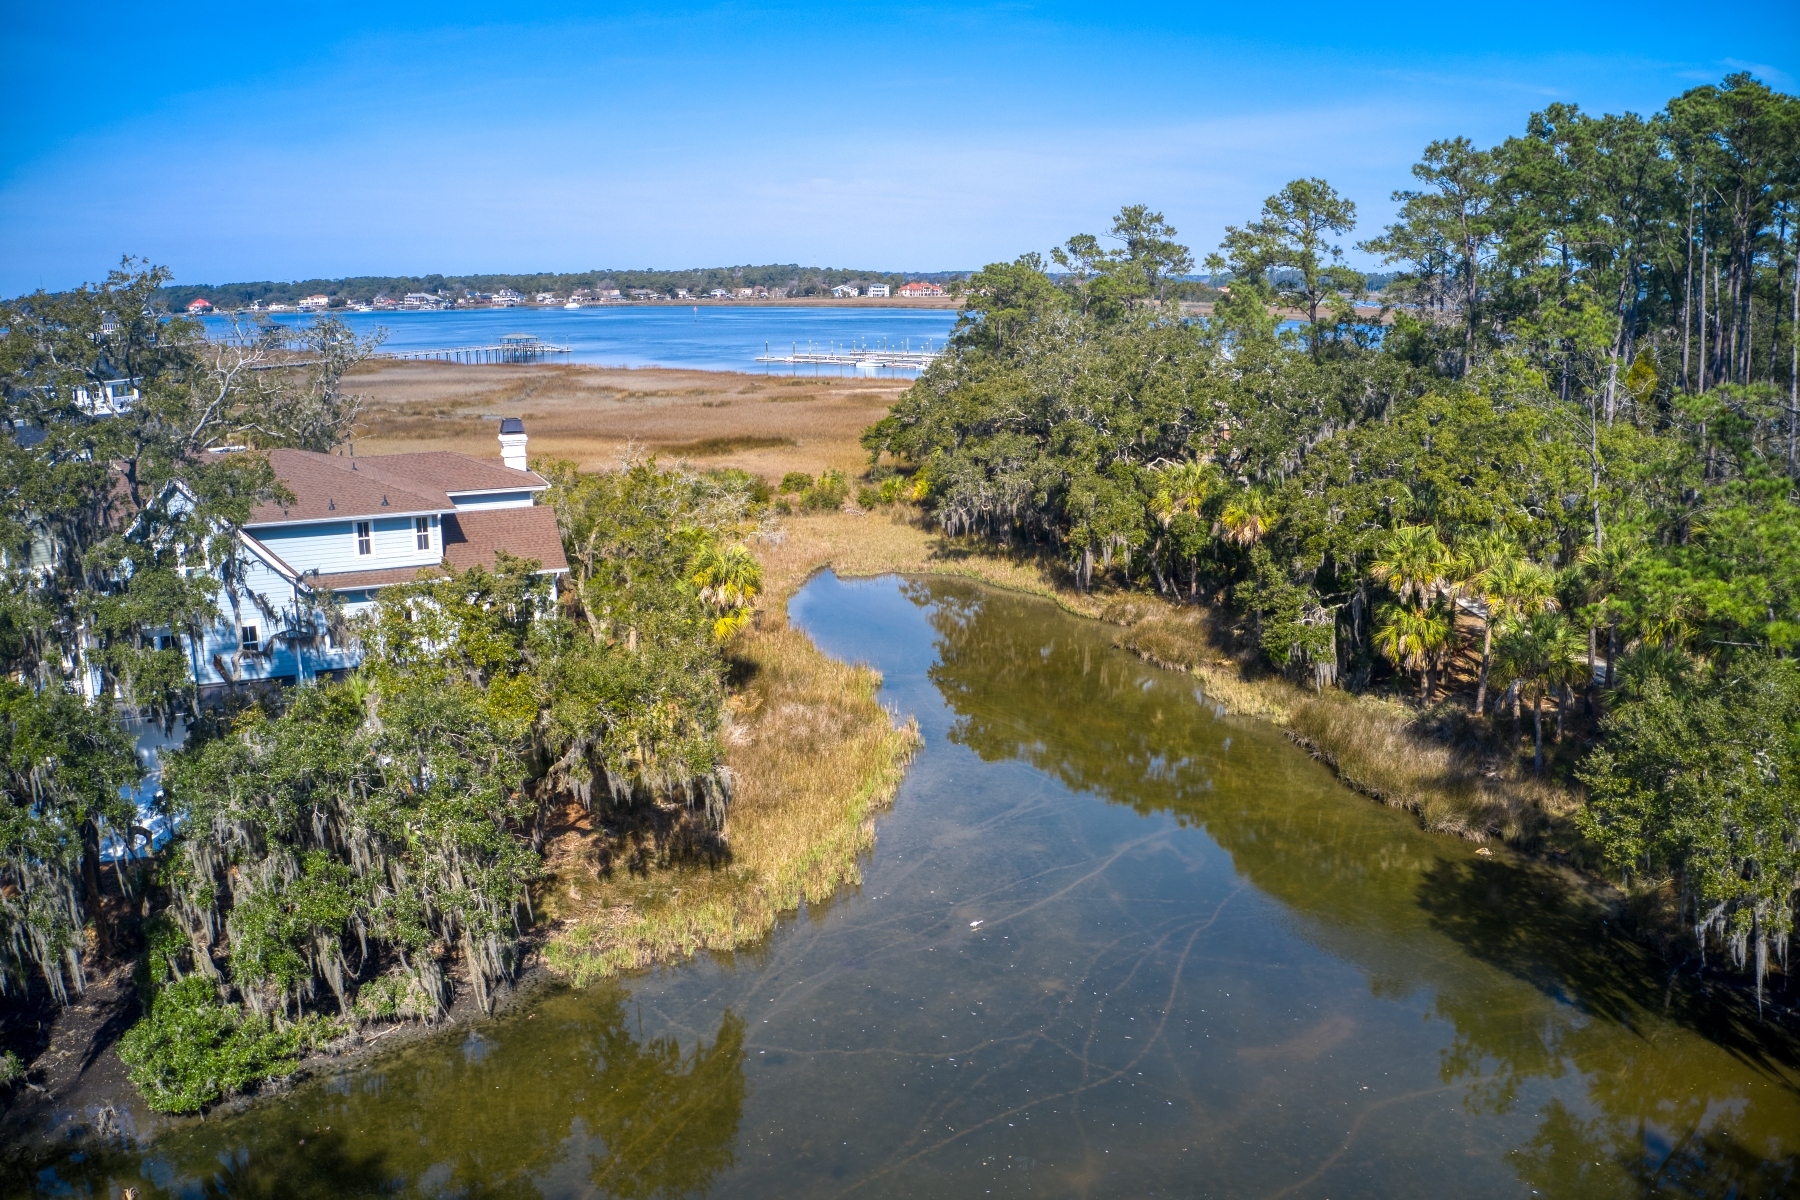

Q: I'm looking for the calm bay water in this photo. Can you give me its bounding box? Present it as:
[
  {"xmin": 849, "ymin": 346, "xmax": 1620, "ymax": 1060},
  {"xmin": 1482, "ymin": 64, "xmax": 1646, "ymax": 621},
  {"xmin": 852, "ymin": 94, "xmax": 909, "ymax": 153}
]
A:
[
  {"xmin": 202, "ymin": 306, "xmax": 960, "ymax": 373},
  {"xmin": 11, "ymin": 573, "xmax": 1799, "ymax": 1197}
]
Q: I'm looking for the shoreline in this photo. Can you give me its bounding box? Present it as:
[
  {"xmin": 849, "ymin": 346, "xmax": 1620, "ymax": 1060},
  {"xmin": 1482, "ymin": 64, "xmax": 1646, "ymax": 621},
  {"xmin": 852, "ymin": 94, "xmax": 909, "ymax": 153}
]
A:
[
  {"xmin": 5, "ymin": 506, "xmax": 1791, "ymax": 1154},
  {"xmin": 220, "ymin": 297, "xmax": 964, "ymax": 317}
]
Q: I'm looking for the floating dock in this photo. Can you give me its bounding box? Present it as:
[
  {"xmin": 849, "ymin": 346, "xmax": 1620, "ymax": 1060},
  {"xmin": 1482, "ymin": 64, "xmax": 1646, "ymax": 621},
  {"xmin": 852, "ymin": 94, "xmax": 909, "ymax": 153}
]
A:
[
  {"xmin": 755, "ymin": 339, "xmax": 943, "ymax": 375},
  {"xmin": 381, "ymin": 334, "xmax": 573, "ymax": 364}
]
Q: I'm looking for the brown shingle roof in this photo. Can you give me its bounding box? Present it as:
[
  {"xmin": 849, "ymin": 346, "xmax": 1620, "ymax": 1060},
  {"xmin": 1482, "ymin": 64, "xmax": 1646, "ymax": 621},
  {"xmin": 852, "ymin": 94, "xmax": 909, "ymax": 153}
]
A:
[
  {"xmin": 443, "ymin": 506, "xmax": 569, "ymax": 574},
  {"xmin": 247, "ymin": 450, "xmax": 549, "ymax": 526},
  {"xmin": 302, "ymin": 564, "xmax": 443, "ymax": 590},
  {"xmin": 349, "ymin": 452, "xmax": 550, "ymax": 501},
  {"xmin": 249, "ymin": 450, "xmax": 442, "ymax": 524}
]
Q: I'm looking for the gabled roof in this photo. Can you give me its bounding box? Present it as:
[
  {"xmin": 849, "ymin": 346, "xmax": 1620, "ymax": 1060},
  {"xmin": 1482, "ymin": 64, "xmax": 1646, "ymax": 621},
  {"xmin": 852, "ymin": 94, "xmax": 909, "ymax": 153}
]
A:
[{"xmin": 247, "ymin": 450, "xmax": 549, "ymax": 526}]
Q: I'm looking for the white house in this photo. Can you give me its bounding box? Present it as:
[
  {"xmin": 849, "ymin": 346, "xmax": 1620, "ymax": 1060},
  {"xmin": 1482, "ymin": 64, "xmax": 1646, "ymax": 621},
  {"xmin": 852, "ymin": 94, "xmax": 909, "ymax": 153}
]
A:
[
  {"xmin": 182, "ymin": 420, "xmax": 569, "ymax": 696},
  {"xmin": 831, "ymin": 284, "xmax": 859, "ymax": 298},
  {"xmin": 186, "ymin": 298, "xmax": 214, "ymax": 315},
  {"xmin": 298, "ymin": 295, "xmax": 332, "ymax": 311},
  {"xmin": 74, "ymin": 379, "xmax": 141, "ymax": 417},
  {"xmin": 898, "ymin": 281, "xmax": 945, "ymax": 298},
  {"xmin": 865, "ymin": 284, "xmax": 890, "ymax": 298}
]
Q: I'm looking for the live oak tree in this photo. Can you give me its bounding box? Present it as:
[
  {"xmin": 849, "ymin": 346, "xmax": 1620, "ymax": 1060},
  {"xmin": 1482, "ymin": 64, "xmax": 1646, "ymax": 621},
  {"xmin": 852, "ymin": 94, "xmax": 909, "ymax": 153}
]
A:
[{"xmin": 0, "ymin": 264, "xmax": 395, "ymax": 1033}]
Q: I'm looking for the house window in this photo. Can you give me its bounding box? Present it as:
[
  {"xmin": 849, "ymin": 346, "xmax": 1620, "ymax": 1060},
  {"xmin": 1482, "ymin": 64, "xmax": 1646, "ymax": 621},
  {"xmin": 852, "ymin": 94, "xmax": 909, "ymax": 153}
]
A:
[
  {"xmin": 355, "ymin": 520, "xmax": 372, "ymax": 556},
  {"xmin": 416, "ymin": 516, "xmax": 431, "ymax": 550},
  {"xmin": 240, "ymin": 624, "xmax": 260, "ymax": 651}
]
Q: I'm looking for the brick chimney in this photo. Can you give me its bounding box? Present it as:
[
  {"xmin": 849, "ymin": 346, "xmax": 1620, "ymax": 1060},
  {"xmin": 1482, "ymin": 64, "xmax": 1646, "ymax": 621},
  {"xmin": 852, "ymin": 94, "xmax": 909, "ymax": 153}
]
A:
[{"xmin": 499, "ymin": 417, "xmax": 528, "ymax": 470}]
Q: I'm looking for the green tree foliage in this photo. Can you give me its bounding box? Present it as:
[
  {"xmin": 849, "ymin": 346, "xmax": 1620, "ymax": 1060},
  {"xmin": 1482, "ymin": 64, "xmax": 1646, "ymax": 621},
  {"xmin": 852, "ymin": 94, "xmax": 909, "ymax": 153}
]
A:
[
  {"xmin": 116, "ymin": 976, "xmax": 324, "ymax": 1114},
  {"xmin": 0, "ymin": 261, "xmax": 378, "ymax": 997},
  {"xmin": 128, "ymin": 454, "xmax": 760, "ymax": 1107},
  {"xmin": 1214, "ymin": 178, "xmax": 1361, "ymax": 355},
  {"xmin": 1578, "ymin": 655, "xmax": 1800, "ymax": 1006},
  {"xmin": 867, "ymin": 75, "xmax": 1800, "ymax": 987}
]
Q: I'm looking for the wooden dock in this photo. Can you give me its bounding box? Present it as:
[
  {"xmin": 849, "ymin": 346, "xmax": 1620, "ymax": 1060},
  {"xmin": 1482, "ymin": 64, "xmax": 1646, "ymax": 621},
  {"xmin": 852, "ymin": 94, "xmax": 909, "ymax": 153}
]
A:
[
  {"xmin": 755, "ymin": 339, "xmax": 943, "ymax": 375},
  {"xmin": 381, "ymin": 334, "xmax": 573, "ymax": 364}
]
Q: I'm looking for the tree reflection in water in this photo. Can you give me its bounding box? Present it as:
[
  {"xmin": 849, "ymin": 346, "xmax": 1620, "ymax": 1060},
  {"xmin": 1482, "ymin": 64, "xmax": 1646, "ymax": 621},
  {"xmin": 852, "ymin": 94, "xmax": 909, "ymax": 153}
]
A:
[
  {"xmin": 910, "ymin": 578, "xmax": 1800, "ymax": 1197},
  {"xmin": 6, "ymin": 982, "xmax": 746, "ymax": 1199}
]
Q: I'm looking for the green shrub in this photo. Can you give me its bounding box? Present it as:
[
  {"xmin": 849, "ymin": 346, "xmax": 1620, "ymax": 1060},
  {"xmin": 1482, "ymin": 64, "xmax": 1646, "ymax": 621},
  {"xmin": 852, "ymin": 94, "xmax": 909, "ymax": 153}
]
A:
[
  {"xmin": 778, "ymin": 471, "xmax": 813, "ymax": 495},
  {"xmin": 801, "ymin": 469, "xmax": 849, "ymax": 513},
  {"xmin": 705, "ymin": 467, "xmax": 773, "ymax": 506},
  {"xmin": 117, "ymin": 977, "xmax": 326, "ymax": 1114},
  {"xmin": 856, "ymin": 485, "xmax": 882, "ymax": 509},
  {"xmin": 350, "ymin": 969, "xmax": 437, "ymax": 1022},
  {"xmin": 0, "ymin": 1050, "xmax": 22, "ymax": 1087}
]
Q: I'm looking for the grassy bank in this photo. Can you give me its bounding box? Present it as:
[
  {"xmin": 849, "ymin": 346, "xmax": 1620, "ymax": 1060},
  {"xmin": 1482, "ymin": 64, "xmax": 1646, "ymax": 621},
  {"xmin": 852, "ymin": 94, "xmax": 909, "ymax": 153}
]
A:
[
  {"xmin": 1100, "ymin": 596, "xmax": 1580, "ymax": 845},
  {"xmin": 538, "ymin": 599, "xmax": 920, "ymax": 983},
  {"xmin": 760, "ymin": 509, "xmax": 1583, "ymax": 849},
  {"xmin": 538, "ymin": 504, "xmax": 1586, "ymax": 987}
]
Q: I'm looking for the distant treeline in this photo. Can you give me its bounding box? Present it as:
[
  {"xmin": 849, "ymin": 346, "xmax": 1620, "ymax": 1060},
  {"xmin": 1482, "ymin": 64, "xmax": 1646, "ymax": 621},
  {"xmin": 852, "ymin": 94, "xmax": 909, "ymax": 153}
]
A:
[{"xmin": 154, "ymin": 265, "xmax": 972, "ymax": 308}]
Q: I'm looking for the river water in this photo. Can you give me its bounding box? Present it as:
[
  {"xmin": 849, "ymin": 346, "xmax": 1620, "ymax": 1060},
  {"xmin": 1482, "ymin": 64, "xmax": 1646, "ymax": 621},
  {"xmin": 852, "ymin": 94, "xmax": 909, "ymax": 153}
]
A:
[
  {"xmin": 201, "ymin": 307, "xmax": 960, "ymax": 374},
  {"xmin": 11, "ymin": 574, "xmax": 1800, "ymax": 1196}
]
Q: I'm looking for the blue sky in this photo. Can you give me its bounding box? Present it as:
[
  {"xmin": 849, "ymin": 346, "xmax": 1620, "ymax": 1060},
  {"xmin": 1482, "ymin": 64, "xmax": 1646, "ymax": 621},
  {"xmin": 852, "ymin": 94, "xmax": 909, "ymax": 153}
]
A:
[{"xmin": 3, "ymin": 1, "xmax": 1795, "ymax": 294}]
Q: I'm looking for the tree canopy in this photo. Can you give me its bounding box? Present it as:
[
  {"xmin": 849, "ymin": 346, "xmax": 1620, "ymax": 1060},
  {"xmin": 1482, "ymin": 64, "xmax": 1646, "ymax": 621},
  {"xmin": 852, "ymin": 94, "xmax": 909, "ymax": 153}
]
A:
[{"xmin": 865, "ymin": 73, "xmax": 1800, "ymax": 994}]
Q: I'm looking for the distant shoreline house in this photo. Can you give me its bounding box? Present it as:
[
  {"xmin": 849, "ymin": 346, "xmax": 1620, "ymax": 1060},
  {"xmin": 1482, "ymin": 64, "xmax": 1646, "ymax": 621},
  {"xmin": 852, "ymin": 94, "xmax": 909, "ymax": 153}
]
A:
[
  {"xmin": 180, "ymin": 421, "xmax": 568, "ymax": 697},
  {"xmin": 898, "ymin": 281, "xmax": 945, "ymax": 298},
  {"xmin": 831, "ymin": 283, "xmax": 859, "ymax": 298},
  {"xmin": 298, "ymin": 294, "xmax": 332, "ymax": 312},
  {"xmin": 865, "ymin": 284, "xmax": 890, "ymax": 298},
  {"xmin": 185, "ymin": 298, "xmax": 214, "ymax": 315}
]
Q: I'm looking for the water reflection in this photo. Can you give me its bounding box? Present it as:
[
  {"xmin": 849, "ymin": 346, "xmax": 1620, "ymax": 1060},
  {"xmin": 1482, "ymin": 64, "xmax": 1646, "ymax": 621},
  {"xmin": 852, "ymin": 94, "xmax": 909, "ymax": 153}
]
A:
[
  {"xmin": 6, "ymin": 573, "xmax": 1797, "ymax": 1197},
  {"xmin": 8, "ymin": 983, "xmax": 745, "ymax": 1198},
  {"xmin": 909, "ymin": 578, "xmax": 1800, "ymax": 1196}
]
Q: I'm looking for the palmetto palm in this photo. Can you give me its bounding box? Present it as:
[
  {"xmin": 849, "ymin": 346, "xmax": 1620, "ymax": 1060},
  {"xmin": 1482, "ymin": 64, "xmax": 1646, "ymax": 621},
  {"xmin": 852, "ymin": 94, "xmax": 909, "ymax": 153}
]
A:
[
  {"xmin": 1575, "ymin": 535, "xmax": 1637, "ymax": 686},
  {"xmin": 1215, "ymin": 490, "xmax": 1273, "ymax": 548},
  {"xmin": 1492, "ymin": 610, "xmax": 1583, "ymax": 773},
  {"xmin": 1486, "ymin": 557, "xmax": 1558, "ymax": 622},
  {"xmin": 688, "ymin": 543, "xmax": 763, "ymax": 640},
  {"xmin": 1370, "ymin": 525, "xmax": 1452, "ymax": 605},
  {"xmin": 1159, "ymin": 460, "xmax": 1217, "ymax": 517},
  {"xmin": 1454, "ymin": 532, "xmax": 1519, "ymax": 715},
  {"xmin": 1149, "ymin": 461, "xmax": 1218, "ymax": 596},
  {"xmin": 1373, "ymin": 600, "xmax": 1453, "ymax": 701}
]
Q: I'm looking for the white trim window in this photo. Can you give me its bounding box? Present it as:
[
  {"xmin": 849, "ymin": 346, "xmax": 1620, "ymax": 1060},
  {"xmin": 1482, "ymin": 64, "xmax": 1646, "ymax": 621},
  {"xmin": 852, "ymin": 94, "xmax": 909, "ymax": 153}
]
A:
[
  {"xmin": 355, "ymin": 520, "xmax": 373, "ymax": 556},
  {"xmin": 415, "ymin": 516, "xmax": 431, "ymax": 550},
  {"xmin": 240, "ymin": 624, "xmax": 260, "ymax": 651}
]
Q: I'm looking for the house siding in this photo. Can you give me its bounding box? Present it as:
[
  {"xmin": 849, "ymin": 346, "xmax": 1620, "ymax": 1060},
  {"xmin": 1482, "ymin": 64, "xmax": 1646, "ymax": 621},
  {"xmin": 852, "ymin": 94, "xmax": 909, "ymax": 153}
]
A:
[
  {"xmin": 187, "ymin": 547, "xmax": 358, "ymax": 690},
  {"xmin": 446, "ymin": 490, "xmax": 536, "ymax": 511},
  {"xmin": 248, "ymin": 515, "xmax": 442, "ymax": 576}
]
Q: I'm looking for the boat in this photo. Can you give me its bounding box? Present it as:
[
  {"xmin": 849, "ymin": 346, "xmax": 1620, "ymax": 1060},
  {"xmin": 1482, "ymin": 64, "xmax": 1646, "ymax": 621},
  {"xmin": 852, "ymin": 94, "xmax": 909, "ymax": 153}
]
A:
[{"xmin": 563, "ymin": 301, "xmax": 582, "ymax": 309}]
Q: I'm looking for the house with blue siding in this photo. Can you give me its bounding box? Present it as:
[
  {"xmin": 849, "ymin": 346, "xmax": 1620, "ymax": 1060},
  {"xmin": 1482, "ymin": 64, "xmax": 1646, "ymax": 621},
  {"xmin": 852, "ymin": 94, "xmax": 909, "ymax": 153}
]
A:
[{"xmin": 189, "ymin": 419, "xmax": 568, "ymax": 695}]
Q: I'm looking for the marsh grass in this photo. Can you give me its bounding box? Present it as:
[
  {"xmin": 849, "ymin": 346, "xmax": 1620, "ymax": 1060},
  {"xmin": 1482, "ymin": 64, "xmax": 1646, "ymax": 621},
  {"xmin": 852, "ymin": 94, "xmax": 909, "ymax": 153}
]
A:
[
  {"xmin": 539, "ymin": 620, "xmax": 919, "ymax": 983},
  {"xmin": 752, "ymin": 510, "xmax": 1581, "ymax": 845},
  {"xmin": 540, "ymin": 503, "xmax": 1583, "ymax": 986}
]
